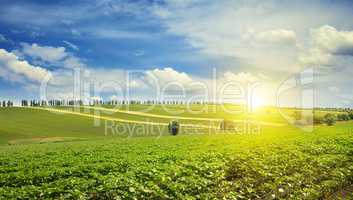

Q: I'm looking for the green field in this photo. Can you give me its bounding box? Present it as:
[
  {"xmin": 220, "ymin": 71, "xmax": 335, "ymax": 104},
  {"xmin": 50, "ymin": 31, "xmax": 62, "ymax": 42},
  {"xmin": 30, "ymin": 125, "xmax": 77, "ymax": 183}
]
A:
[{"xmin": 0, "ymin": 105, "xmax": 353, "ymax": 199}]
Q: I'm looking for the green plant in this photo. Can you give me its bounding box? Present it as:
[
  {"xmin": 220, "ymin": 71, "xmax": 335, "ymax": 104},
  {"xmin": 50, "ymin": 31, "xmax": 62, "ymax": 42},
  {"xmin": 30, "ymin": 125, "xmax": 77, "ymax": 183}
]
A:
[
  {"xmin": 323, "ymin": 113, "xmax": 336, "ymax": 126},
  {"xmin": 348, "ymin": 112, "xmax": 353, "ymax": 120},
  {"xmin": 337, "ymin": 113, "xmax": 350, "ymax": 121}
]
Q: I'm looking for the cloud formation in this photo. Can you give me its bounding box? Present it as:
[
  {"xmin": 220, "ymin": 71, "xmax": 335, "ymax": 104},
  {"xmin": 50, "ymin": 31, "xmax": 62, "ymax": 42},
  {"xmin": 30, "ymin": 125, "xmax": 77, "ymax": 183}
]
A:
[
  {"xmin": 0, "ymin": 49, "xmax": 51, "ymax": 83},
  {"xmin": 311, "ymin": 25, "xmax": 353, "ymax": 56},
  {"xmin": 20, "ymin": 43, "xmax": 67, "ymax": 62},
  {"xmin": 250, "ymin": 29, "xmax": 297, "ymax": 46},
  {"xmin": 299, "ymin": 25, "xmax": 353, "ymax": 71},
  {"xmin": 145, "ymin": 67, "xmax": 193, "ymax": 86}
]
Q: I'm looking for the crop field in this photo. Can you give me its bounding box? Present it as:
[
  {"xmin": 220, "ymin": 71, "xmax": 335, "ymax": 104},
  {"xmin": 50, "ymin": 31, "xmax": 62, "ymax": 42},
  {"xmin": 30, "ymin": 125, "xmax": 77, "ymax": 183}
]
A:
[
  {"xmin": 3, "ymin": 0, "xmax": 353, "ymax": 199},
  {"xmin": 0, "ymin": 105, "xmax": 353, "ymax": 199}
]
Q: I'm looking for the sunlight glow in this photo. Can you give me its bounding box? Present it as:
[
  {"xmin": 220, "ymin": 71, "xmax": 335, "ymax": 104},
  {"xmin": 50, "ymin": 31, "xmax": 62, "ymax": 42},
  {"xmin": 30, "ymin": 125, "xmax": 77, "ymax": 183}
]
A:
[{"xmin": 251, "ymin": 94, "xmax": 265, "ymax": 110}]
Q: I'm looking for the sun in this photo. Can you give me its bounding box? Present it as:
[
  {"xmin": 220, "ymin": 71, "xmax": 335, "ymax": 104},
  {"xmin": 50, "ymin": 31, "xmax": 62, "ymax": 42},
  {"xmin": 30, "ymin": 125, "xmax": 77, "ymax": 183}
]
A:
[{"xmin": 251, "ymin": 93, "xmax": 265, "ymax": 110}]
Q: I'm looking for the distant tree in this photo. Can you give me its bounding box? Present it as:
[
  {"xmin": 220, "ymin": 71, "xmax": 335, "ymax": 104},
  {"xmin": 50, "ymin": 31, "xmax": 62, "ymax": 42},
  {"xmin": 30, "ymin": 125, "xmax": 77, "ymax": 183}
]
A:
[
  {"xmin": 323, "ymin": 113, "xmax": 336, "ymax": 126},
  {"xmin": 337, "ymin": 113, "xmax": 350, "ymax": 121},
  {"xmin": 293, "ymin": 110, "xmax": 302, "ymax": 120},
  {"xmin": 349, "ymin": 112, "xmax": 353, "ymax": 120}
]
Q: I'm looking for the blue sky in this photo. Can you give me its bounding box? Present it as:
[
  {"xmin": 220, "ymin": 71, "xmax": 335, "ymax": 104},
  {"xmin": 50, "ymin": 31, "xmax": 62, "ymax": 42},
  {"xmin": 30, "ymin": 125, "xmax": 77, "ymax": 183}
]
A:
[{"xmin": 1, "ymin": 0, "xmax": 353, "ymax": 107}]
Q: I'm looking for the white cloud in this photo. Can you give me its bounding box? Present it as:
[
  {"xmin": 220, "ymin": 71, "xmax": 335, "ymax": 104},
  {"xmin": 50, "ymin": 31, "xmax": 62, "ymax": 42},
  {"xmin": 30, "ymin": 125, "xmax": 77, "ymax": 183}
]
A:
[
  {"xmin": 144, "ymin": 67, "xmax": 193, "ymax": 86},
  {"xmin": 249, "ymin": 29, "xmax": 297, "ymax": 45},
  {"xmin": 63, "ymin": 40, "xmax": 79, "ymax": 51},
  {"xmin": 62, "ymin": 56, "xmax": 86, "ymax": 68},
  {"xmin": 17, "ymin": 43, "xmax": 86, "ymax": 69},
  {"xmin": 311, "ymin": 25, "xmax": 353, "ymax": 56},
  {"xmin": 20, "ymin": 43, "xmax": 67, "ymax": 62},
  {"xmin": 299, "ymin": 25, "xmax": 353, "ymax": 71},
  {"xmin": 0, "ymin": 49, "xmax": 51, "ymax": 83}
]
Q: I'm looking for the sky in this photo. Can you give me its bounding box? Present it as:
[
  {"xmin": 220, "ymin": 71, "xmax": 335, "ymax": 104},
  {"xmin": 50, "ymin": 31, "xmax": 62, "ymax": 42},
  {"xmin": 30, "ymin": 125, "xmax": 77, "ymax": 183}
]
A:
[{"xmin": 1, "ymin": 0, "xmax": 353, "ymax": 107}]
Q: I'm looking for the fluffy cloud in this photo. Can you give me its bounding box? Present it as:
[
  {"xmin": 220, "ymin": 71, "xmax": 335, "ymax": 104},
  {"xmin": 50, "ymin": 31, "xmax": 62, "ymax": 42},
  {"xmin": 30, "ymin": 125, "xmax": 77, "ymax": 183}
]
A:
[
  {"xmin": 61, "ymin": 56, "xmax": 86, "ymax": 68},
  {"xmin": 0, "ymin": 49, "xmax": 51, "ymax": 83},
  {"xmin": 311, "ymin": 25, "xmax": 353, "ymax": 56},
  {"xmin": 17, "ymin": 43, "xmax": 86, "ymax": 69},
  {"xmin": 144, "ymin": 67, "xmax": 193, "ymax": 86},
  {"xmin": 20, "ymin": 43, "xmax": 67, "ymax": 62},
  {"xmin": 249, "ymin": 29, "xmax": 297, "ymax": 45},
  {"xmin": 299, "ymin": 25, "xmax": 353, "ymax": 71}
]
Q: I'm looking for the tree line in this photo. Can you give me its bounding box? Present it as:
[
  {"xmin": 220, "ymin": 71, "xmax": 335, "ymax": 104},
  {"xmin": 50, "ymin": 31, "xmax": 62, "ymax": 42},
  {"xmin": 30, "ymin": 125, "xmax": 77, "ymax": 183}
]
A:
[
  {"xmin": 21, "ymin": 100, "xmax": 84, "ymax": 107},
  {"xmin": 0, "ymin": 101, "xmax": 14, "ymax": 107},
  {"xmin": 293, "ymin": 110, "xmax": 353, "ymax": 126},
  {"xmin": 19, "ymin": 99, "xmax": 206, "ymax": 107}
]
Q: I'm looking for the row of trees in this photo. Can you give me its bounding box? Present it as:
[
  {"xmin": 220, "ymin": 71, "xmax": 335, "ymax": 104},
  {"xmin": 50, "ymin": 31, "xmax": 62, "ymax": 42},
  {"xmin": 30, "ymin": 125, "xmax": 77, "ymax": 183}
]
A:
[
  {"xmin": 20, "ymin": 99, "xmax": 206, "ymax": 107},
  {"xmin": 323, "ymin": 112, "xmax": 353, "ymax": 126},
  {"xmin": 94, "ymin": 100, "xmax": 206, "ymax": 106},
  {"xmin": 0, "ymin": 101, "xmax": 14, "ymax": 107},
  {"xmin": 21, "ymin": 100, "xmax": 84, "ymax": 107},
  {"xmin": 315, "ymin": 107, "xmax": 353, "ymax": 113},
  {"xmin": 293, "ymin": 111, "xmax": 353, "ymax": 126}
]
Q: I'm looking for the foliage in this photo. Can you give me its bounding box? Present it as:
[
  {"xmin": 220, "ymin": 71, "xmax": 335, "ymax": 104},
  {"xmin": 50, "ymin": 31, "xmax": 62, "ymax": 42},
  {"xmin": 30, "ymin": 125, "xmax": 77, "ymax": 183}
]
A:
[
  {"xmin": 0, "ymin": 124, "xmax": 352, "ymax": 198},
  {"xmin": 323, "ymin": 113, "xmax": 336, "ymax": 126},
  {"xmin": 337, "ymin": 113, "xmax": 350, "ymax": 121},
  {"xmin": 349, "ymin": 112, "xmax": 353, "ymax": 120}
]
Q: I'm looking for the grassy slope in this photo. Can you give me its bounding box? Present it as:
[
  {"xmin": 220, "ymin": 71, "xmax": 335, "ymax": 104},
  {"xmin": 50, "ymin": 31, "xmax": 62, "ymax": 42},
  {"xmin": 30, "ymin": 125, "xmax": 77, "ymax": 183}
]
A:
[
  {"xmin": 0, "ymin": 105, "xmax": 347, "ymax": 144},
  {"xmin": 50, "ymin": 106, "xmax": 220, "ymax": 126},
  {"xmin": 0, "ymin": 108, "xmax": 100, "ymax": 144},
  {"xmin": 0, "ymin": 107, "xmax": 219, "ymax": 145},
  {"xmin": 0, "ymin": 108, "xmax": 168, "ymax": 145},
  {"xmin": 100, "ymin": 104, "xmax": 288, "ymax": 123}
]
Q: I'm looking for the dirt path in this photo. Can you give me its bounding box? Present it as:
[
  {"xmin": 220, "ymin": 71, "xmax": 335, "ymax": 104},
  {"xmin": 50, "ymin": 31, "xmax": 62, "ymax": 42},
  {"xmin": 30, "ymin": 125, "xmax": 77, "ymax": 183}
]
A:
[
  {"xmin": 26, "ymin": 106, "xmax": 285, "ymax": 128},
  {"xmin": 82, "ymin": 106, "xmax": 223, "ymax": 121},
  {"xmin": 27, "ymin": 107, "xmax": 220, "ymax": 129},
  {"xmin": 83, "ymin": 106, "xmax": 286, "ymax": 127}
]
